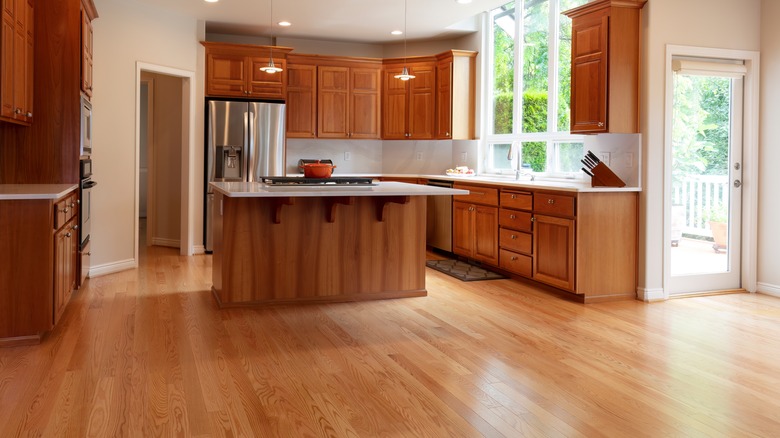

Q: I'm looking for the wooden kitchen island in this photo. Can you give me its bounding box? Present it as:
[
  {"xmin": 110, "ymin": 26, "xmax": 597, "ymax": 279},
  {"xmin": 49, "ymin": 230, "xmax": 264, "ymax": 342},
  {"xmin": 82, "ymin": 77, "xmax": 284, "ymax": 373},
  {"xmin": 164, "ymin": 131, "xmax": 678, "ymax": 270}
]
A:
[{"xmin": 209, "ymin": 181, "xmax": 465, "ymax": 307}]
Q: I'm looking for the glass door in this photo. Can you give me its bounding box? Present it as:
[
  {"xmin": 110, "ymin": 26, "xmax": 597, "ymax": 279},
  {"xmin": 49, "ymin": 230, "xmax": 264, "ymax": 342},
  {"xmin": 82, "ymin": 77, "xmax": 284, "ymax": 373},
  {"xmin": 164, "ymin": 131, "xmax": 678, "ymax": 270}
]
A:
[{"xmin": 667, "ymin": 60, "xmax": 744, "ymax": 294}]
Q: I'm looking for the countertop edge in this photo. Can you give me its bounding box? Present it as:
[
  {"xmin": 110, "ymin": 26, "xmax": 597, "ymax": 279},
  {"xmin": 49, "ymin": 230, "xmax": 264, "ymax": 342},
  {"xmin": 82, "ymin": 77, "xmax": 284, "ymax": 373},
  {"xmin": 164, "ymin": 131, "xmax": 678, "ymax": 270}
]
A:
[
  {"xmin": 0, "ymin": 184, "xmax": 79, "ymax": 200},
  {"xmin": 211, "ymin": 181, "xmax": 469, "ymax": 198}
]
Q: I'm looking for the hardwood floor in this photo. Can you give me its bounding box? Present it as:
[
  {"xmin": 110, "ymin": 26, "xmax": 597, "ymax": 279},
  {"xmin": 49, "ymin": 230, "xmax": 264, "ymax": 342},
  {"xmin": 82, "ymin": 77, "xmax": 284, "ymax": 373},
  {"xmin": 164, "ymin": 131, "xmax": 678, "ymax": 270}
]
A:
[{"xmin": 2, "ymin": 246, "xmax": 780, "ymax": 437}]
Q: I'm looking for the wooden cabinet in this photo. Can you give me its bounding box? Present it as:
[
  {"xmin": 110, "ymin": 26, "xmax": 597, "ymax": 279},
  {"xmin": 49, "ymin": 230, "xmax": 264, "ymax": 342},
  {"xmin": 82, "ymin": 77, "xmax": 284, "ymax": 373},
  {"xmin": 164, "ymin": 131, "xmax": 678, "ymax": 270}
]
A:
[
  {"xmin": 453, "ymin": 183, "xmax": 499, "ymax": 265},
  {"xmin": 532, "ymin": 192, "xmax": 576, "ymax": 292},
  {"xmin": 564, "ymin": 0, "xmax": 646, "ymax": 134},
  {"xmin": 318, "ymin": 64, "xmax": 381, "ymax": 139},
  {"xmin": 498, "ymin": 190, "xmax": 533, "ymax": 277},
  {"xmin": 382, "ymin": 60, "xmax": 436, "ymax": 140},
  {"xmin": 0, "ymin": 188, "xmax": 79, "ymax": 347},
  {"xmin": 202, "ymin": 42, "xmax": 293, "ymax": 100},
  {"xmin": 286, "ymin": 62, "xmax": 317, "ymax": 138},
  {"xmin": 436, "ymin": 50, "xmax": 476, "ymax": 140},
  {"xmin": 80, "ymin": 0, "xmax": 96, "ymax": 98},
  {"xmin": 0, "ymin": 0, "xmax": 33, "ymax": 125}
]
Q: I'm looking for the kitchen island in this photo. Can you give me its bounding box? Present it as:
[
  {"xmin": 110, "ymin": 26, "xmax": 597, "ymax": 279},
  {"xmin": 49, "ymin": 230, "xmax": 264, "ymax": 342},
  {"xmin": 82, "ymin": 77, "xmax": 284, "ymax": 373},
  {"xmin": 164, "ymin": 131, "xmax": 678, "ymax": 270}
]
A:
[{"xmin": 209, "ymin": 181, "xmax": 466, "ymax": 307}]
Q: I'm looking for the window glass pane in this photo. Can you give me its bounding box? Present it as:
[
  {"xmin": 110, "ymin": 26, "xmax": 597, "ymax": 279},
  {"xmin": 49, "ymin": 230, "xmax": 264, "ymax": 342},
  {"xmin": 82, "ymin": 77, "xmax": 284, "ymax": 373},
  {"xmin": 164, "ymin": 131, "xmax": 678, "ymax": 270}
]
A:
[
  {"xmin": 522, "ymin": 0, "xmax": 549, "ymax": 133},
  {"xmin": 490, "ymin": 143, "xmax": 514, "ymax": 170},
  {"xmin": 493, "ymin": 4, "xmax": 515, "ymax": 135},
  {"xmin": 523, "ymin": 141, "xmax": 547, "ymax": 172},
  {"xmin": 554, "ymin": 142, "xmax": 584, "ymax": 173}
]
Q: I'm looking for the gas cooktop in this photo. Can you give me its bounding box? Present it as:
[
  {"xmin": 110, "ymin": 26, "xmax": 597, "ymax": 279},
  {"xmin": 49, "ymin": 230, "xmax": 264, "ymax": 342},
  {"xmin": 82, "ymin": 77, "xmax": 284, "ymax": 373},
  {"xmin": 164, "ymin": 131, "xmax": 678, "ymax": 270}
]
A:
[{"xmin": 260, "ymin": 177, "xmax": 376, "ymax": 186}]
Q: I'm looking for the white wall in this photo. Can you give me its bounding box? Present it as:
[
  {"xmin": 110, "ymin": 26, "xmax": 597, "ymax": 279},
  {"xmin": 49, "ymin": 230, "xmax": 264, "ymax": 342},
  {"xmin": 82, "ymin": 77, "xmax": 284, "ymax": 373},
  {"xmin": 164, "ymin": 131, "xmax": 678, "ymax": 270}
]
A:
[
  {"xmin": 91, "ymin": 0, "xmax": 203, "ymax": 273},
  {"xmin": 639, "ymin": 0, "xmax": 761, "ymax": 298},
  {"xmin": 758, "ymin": 0, "xmax": 780, "ymax": 296}
]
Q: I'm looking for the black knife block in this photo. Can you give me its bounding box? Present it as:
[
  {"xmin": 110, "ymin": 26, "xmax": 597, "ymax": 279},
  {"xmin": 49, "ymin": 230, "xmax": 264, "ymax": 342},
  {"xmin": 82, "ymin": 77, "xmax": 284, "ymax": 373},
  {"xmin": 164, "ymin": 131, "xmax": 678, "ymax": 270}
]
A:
[{"xmin": 590, "ymin": 162, "xmax": 626, "ymax": 188}]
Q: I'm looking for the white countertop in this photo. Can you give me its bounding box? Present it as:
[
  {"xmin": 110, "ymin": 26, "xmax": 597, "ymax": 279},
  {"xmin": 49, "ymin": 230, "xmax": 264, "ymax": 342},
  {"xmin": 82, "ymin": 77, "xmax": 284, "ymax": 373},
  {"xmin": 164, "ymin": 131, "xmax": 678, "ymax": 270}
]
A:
[
  {"xmin": 0, "ymin": 184, "xmax": 79, "ymax": 200},
  {"xmin": 211, "ymin": 181, "xmax": 468, "ymax": 198}
]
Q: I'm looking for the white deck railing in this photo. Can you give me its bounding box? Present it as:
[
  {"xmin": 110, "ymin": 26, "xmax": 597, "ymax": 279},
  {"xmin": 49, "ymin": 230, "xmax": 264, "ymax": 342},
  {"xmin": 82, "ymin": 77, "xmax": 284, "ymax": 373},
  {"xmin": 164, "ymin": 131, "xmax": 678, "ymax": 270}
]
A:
[{"xmin": 672, "ymin": 175, "xmax": 729, "ymax": 238}]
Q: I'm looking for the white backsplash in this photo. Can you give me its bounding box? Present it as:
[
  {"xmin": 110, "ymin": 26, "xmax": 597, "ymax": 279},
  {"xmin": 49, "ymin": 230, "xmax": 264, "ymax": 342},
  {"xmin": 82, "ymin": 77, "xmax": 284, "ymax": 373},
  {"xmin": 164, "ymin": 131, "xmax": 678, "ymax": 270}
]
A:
[
  {"xmin": 287, "ymin": 138, "xmax": 480, "ymax": 176},
  {"xmin": 583, "ymin": 134, "xmax": 642, "ymax": 188}
]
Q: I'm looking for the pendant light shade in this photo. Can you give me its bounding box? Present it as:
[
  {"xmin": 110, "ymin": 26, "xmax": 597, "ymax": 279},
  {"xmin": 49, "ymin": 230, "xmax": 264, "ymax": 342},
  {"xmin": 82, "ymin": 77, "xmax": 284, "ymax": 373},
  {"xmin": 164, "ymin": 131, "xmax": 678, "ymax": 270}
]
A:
[
  {"xmin": 260, "ymin": 0, "xmax": 283, "ymax": 74},
  {"xmin": 395, "ymin": 0, "xmax": 415, "ymax": 81}
]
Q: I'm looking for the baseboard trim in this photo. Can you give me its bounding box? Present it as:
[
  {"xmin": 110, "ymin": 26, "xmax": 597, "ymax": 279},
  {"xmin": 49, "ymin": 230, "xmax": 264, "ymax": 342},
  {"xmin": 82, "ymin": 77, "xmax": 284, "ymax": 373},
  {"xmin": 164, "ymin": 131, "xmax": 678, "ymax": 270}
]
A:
[
  {"xmin": 637, "ymin": 287, "xmax": 665, "ymax": 302},
  {"xmin": 89, "ymin": 258, "xmax": 137, "ymax": 278},
  {"xmin": 757, "ymin": 282, "xmax": 780, "ymax": 298},
  {"xmin": 151, "ymin": 237, "xmax": 180, "ymax": 248}
]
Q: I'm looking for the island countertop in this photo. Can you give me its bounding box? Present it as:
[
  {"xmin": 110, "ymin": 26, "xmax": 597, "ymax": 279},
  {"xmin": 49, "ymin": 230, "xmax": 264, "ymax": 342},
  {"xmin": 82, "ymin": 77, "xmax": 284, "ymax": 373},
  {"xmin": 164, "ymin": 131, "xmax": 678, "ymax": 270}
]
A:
[
  {"xmin": 0, "ymin": 184, "xmax": 79, "ymax": 200},
  {"xmin": 210, "ymin": 181, "xmax": 468, "ymax": 198}
]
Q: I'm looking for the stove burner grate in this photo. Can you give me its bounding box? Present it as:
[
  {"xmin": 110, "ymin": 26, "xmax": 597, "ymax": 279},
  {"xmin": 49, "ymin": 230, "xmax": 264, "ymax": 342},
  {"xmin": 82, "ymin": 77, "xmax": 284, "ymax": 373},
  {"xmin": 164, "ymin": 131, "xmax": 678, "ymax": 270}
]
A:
[{"xmin": 260, "ymin": 176, "xmax": 375, "ymax": 186}]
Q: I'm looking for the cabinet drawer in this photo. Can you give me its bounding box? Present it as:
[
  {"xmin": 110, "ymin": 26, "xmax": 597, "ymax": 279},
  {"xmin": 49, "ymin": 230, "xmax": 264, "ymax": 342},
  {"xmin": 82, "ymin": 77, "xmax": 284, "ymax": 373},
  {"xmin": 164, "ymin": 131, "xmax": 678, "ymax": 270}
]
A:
[
  {"xmin": 500, "ymin": 191, "xmax": 532, "ymax": 210},
  {"xmin": 54, "ymin": 194, "xmax": 77, "ymax": 229},
  {"xmin": 499, "ymin": 209, "xmax": 532, "ymax": 231},
  {"xmin": 534, "ymin": 193, "xmax": 575, "ymax": 217},
  {"xmin": 454, "ymin": 184, "xmax": 499, "ymax": 206},
  {"xmin": 500, "ymin": 249, "xmax": 532, "ymax": 277},
  {"xmin": 499, "ymin": 228, "xmax": 532, "ymax": 254}
]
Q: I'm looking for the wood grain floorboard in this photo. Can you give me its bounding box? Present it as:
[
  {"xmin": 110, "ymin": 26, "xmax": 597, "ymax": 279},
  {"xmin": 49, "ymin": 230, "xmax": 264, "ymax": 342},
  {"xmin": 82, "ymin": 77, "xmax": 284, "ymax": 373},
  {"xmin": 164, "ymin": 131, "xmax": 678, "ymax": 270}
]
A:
[{"xmin": 2, "ymin": 244, "xmax": 780, "ymax": 436}]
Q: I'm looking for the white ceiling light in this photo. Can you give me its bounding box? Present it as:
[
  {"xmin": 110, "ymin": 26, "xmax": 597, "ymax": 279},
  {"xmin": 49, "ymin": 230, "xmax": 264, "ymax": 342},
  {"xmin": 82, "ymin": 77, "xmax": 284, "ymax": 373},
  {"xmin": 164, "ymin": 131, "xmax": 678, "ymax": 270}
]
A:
[
  {"xmin": 204, "ymin": 0, "xmax": 219, "ymax": 3},
  {"xmin": 394, "ymin": 0, "xmax": 415, "ymax": 81},
  {"xmin": 259, "ymin": 0, "xmax": 283, "ymax": 74},
  {"xmin": 391, "ymin": 30, "xmax": 403, "ymax": 35},
  {"xmin": 278, "ymin": 21, "xmax": 291, "ymax": 27},
  {"xmin": 456, "ymin": 0, "xmax": 473, "ymax": 4}
]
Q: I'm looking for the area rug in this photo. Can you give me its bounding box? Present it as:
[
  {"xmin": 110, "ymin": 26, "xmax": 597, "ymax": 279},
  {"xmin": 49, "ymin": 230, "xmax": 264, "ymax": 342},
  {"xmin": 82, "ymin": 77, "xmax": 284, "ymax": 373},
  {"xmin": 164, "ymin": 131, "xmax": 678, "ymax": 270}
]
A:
[{"xmin": 425, "ymin": 259, "xmax": 506, "ymax": 282}]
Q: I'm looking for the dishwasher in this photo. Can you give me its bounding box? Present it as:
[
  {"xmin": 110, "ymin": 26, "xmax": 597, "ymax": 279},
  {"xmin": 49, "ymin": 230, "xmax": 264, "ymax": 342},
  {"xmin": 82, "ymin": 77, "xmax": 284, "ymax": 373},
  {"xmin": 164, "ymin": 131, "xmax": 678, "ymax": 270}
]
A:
[{"xmin": 426, "ymin": 179, "xmax": 454, "ymax": 252}]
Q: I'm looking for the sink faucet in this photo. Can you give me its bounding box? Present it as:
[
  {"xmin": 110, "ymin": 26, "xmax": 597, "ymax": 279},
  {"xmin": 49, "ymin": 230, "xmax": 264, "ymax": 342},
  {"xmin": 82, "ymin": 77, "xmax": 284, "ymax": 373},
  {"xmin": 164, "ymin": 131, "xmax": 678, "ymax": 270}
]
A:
[{"xmin": 507, "ymin": 141, "xmax": 534, "ymax": 181}]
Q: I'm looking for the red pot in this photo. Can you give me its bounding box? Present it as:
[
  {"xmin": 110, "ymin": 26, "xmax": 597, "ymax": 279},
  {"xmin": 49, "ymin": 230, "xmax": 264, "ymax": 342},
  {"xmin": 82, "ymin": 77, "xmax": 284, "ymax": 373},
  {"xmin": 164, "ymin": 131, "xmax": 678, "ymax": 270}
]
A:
[{"xmin": 299, "ymin": 161, "xmax": 336, "ymax": 178}]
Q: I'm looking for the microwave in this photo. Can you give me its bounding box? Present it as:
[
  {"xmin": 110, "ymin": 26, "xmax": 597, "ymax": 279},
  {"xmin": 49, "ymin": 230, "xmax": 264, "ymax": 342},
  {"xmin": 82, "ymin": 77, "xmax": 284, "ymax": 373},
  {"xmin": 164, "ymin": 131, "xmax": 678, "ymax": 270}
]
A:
[{"xmin": 80, "ymin": 94, "xmax": 92, "ymax": 156}]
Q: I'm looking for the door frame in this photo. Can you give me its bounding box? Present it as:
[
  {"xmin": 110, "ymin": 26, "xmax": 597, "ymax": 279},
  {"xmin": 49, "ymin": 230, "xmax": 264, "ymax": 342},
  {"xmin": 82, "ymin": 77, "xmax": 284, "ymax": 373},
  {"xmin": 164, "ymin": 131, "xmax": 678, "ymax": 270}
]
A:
[
  {"xmin": 135, "ymin": 62, "xmax": 196, "ymax": 258},
  {"xmin": 662, "ymin": 45, "xmax": 760, "ymax": 298},
  {"xmin": 140, "ymin": 77, "xmax": 155, "ymax": 245}
]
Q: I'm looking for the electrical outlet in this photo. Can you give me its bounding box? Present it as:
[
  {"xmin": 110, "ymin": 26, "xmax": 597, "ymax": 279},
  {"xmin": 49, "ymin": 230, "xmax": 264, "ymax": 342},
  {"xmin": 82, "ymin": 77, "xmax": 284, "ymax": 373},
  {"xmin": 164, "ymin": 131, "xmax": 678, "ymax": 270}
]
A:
[
  {"xmin": 416, "ymin": 151, "xmax": 423, "ymax": 161},
  {"xmin": 344, "ymin": 151, "xmax": 351, "ymax": 161},
  {"xmin": 600, "ymin": 152, "xmax": 611, "ymax": 166},
  {"xmin": 460, "ymin": 152, "xmax": 468, "ymax": 162},
  {"xmin": 625, "ymin": 153, "xmax": 633, "ymax": 168}
]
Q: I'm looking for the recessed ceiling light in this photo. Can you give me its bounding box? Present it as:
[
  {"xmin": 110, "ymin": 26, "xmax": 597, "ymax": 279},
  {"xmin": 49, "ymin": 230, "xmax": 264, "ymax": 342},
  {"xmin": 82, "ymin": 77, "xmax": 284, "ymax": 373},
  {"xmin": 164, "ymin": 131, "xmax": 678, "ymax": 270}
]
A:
[
  {"xmin": 278, "ymin": 21, "xmax": 291, "ymax": 27},
  {"xmin": 456, "ymin": 0, "xmax": 472, "ymax": 4},
  {"xmin": 204, "ymin": 0, "xmax": 218, "ymax": 3},
  {"xmin": 391, "ymin": 30, "xmax": 403, "ymax": 35}
]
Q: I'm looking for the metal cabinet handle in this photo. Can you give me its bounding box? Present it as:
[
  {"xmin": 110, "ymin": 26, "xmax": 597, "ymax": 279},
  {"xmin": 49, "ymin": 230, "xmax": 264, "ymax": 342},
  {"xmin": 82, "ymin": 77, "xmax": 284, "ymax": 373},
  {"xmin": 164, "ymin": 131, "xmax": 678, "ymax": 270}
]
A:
[
  {"xmin": 511, "ymin": 194, "xmax": 516, "ymax": 199},
  {"xmin": 26, "ymin": 112, "xmax": 32, "ymax": 117},
  {"xmin": 65, "ymin": 232, "xmax": 72, "ymax": 237},
  {"xmin": 598, "ymin": 122, "xmax": 604, "ymax": 127},
  {"xmin": 531, "ymin": 216, "xmax": 535, "ymax": 222},
  {"xmin": 548, "ymin": 199, "xmax": 555, "ymax": 204},
  {"xmin": 72, "ymin": 225, "xmax": 79, "ymax": 230},
  {"xmin": 511, "ymin": 235, "xmax": 517, "ymax": 239},
  {"xmin": 511, "ymin": 256, "xmax": 518, "ymax": 261},
  {"xmin": 59, "ymin": 207, "xmax": 69, "ymax": 213},
  {"xmin": 509, "ymin": 214, "xmax": 516, "ymax": 219},
  {"xmin": 15, "ymin": 108, "xmax": 22, "ymax": 114},
  {"xmin": 468, "ymin": 206, "xmax": 475, "ymax": 212}
]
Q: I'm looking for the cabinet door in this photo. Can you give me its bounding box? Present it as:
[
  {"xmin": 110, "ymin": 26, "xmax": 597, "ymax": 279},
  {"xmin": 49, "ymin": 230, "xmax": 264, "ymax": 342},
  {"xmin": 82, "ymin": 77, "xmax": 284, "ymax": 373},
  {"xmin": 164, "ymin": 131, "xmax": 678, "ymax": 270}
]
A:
[
  {"xmin": 54, "ymin": 218, "xmax": 77, "ymax": 324},
  {"xmin": 382, "ymin": 67, "xmax": 408, "ymax": 139},
  {"xmin": 570, "ymin": 11, "xmax": 608, "ymax": 133},
  {"xmin": 206, "ymin": 52, "xmax": 247, "ymax": 97},
  {"xmin": 473, "ymin": 205, "xmax": 498, "ymax": 265},
  {"xmin": 286, "ymin": 63, "xmax": 317, "ymax": 138},
  {"xmin": 533, "ymin": 214, "xmax": 575, "ymax": 291},
  {"xmin": 23, "ymin": 0, "xmax": 31, "ymax": 119},
  {"xmin": 436, "ymin": 59, "xmax": 452, "ymax": 139},
  {"xmin": 81, "ymin": 8, "xmax": 93, "ymax": 98},
  {"xmin": 248, "ymin": 56, "xmax": 285, "ymax": 98},
  {"xmin": 0, "ymin": 5, "xmax": 13, "ymax": 119},
  {"xmin": 452, "ymin": 201, "xmax": 473, "ymax": 257},
  {"xmin": 408, "ymin": 63, "xmax": 435, "ymax": 139},
  {"xmin": 349, "ymin": 67, "xmax": 381, "ymax": 139},
  {"xmin": 318, "ymin": 66, "xmax": 349, "ymax": 138}
]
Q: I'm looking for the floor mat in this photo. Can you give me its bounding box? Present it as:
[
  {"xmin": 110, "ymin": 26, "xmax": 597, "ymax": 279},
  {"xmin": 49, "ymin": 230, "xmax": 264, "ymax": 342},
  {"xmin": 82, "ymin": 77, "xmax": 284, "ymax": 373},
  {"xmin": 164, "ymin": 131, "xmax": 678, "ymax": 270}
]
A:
[{"xmin": 425, "ymin": 259, "xmax": 506, "ymax": 282}]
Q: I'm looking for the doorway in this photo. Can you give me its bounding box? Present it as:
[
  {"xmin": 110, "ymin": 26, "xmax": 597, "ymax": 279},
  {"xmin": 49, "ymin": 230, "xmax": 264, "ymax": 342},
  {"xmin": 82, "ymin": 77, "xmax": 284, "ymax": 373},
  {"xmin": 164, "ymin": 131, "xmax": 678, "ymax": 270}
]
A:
[
  {"xmin": 663, "ymin": 46, "xmax": 760, "ymax": 296},
  {"xmin": 135, "ymin": 62, "xmax": 196, "ymax": 261}
]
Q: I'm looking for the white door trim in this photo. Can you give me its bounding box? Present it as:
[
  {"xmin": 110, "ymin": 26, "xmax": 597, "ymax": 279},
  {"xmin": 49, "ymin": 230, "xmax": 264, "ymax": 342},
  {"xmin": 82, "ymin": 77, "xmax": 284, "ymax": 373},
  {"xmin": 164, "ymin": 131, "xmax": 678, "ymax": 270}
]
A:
[
  {"xmin": 663, "ymin": 45, "xmax": 760, "ymax": 298},
  {"xmin": 135, "ymin": 62, "xmax": 197, "ymax": 259}
]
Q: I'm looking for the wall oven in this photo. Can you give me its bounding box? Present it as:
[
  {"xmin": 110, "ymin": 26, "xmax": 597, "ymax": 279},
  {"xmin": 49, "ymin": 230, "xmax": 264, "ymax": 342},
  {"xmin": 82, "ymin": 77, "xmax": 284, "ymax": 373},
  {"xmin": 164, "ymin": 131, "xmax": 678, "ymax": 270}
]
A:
[
  {"xmin": 79, "ymin": 158, "xmax": 96, "ymax": 248},
  {"xmin": 80, "ymin": 94, "xmax": 92, "ymax": 156}
]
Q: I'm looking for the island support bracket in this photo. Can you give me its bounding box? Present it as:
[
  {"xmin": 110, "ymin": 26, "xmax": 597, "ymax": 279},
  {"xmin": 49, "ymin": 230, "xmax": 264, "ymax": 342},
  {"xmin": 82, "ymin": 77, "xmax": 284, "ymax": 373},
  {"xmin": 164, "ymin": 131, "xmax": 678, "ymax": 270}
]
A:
[
  {"xmin": 272, "ymin": 197, "xmax": 295, "ymax": 224},
  {"xmin": 325, "ymin": 197, "xmax": 355, "ymax": 223},
  {"xmin": 375, "ymin": 196, "xmax": 411, "ymax": 222}
]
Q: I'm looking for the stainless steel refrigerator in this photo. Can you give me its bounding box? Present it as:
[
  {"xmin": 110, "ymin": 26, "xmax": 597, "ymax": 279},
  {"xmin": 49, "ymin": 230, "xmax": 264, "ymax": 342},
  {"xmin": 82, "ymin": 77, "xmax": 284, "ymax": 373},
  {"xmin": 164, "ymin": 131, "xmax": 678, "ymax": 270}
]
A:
[{"xmin": 205, "ymin": 99, "xmax": 286, "ymax": 252}]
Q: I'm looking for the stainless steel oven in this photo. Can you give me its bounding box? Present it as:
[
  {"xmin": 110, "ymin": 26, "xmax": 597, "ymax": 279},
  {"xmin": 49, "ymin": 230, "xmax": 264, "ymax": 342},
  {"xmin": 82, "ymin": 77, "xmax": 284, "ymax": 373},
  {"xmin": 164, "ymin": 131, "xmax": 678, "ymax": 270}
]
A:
[
  {"xmin": 79, "ymin": 158, "xmax": 96, "ymax": 248},
  {"xmin": 80, "ymin": 94, "xmax": 92, "ymax": 156}
]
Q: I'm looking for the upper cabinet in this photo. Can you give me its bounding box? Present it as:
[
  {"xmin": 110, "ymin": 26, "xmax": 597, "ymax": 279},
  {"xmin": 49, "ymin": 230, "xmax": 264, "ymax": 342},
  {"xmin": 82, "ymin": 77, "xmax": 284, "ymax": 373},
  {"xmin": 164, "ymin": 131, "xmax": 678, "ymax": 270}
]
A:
[
  {"xmin": 564, "ymin": 0, "xmax": 646, "ymax": 134},
  {"xmin": 1, "ymin": 0, "xmax": 33, "ymax": 125},
  {"xmin": 202, "ymin": 42, "xmax": 293, "ymax": 100},
  {"xmin": 318, "ymin": 62, "xmax": 381, "ymax": 139},
  {"xmin": 436, "ymin": 50, "xmax": 476, "ymax": 140},
  {"xmin": 80, "ymin": 0, "xmax": 97, "ymax": 99},
  {"xmin": 285, "ymin": 60, "xmax": 316, "ymax": 138},
  {"xmin": 382, "ymin": 60, "xmax": 436, "ymax": 140}
]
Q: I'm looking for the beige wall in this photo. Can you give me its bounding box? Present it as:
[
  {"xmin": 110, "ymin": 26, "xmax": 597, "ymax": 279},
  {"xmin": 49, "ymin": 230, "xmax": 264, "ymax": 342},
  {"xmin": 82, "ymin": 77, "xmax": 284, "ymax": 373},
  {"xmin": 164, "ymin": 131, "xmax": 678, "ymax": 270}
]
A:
[
  {"xmin": 759, "ymin": 0, "xmax": 780, "ymax": 295},
  {"xmin": 639, "ymin": 0, "xmax": 761, "ymax": 297},
  {"xmin": 141, "ymin": 72, "xmax": 183, "ymax": 247},
  {"xmin": 91, "ymin": 0, "xmax": 203, "ymax": 273}
]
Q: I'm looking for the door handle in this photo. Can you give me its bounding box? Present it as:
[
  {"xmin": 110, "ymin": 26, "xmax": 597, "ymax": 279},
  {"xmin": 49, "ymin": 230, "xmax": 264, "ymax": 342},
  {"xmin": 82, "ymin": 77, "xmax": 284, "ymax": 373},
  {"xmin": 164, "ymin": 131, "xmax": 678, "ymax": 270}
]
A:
[{"xmin": 734, "ymin": 179, "xmax": 742, "ymax": 188}]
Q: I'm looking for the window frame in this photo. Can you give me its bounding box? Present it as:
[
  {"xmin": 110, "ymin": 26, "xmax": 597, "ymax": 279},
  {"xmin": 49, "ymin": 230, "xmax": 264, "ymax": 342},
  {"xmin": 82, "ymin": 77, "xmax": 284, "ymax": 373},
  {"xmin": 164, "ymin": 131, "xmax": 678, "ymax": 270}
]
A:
[{"xmin": 481, "ymin": 0, "xmax": 587, "ymax": 178}]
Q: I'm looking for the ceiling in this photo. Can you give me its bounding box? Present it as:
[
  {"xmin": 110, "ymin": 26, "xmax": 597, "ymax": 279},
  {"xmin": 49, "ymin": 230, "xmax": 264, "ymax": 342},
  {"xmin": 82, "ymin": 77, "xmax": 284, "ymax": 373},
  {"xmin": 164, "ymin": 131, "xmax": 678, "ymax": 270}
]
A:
[{"xmin": 131, "ymin": 0, "xmax": 508, "ymax": 44}]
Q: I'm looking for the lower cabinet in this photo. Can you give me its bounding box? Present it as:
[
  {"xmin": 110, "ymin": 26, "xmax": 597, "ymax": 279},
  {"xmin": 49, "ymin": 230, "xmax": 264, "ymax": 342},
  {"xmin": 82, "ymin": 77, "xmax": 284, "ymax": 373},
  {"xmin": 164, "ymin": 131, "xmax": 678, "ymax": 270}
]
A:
[
  {"xmin": 0, "ymin": 188, "xmax": 79, "ymax": 347},
  {"xmin": 453, "ymin": 201, "xmax": 499, "ymax": 265},
  {"xmin": 533, "ymin": 214, "xmax": 575, "ymax": 291}
]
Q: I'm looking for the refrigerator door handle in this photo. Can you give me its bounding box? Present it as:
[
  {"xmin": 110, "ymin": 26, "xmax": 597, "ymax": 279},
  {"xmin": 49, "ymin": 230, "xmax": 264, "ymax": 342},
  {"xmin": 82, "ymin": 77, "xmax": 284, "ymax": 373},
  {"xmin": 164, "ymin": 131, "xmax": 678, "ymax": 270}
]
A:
[{"xmin": 247, "ymin": 110, "xmax": 255, "ymax": 182}]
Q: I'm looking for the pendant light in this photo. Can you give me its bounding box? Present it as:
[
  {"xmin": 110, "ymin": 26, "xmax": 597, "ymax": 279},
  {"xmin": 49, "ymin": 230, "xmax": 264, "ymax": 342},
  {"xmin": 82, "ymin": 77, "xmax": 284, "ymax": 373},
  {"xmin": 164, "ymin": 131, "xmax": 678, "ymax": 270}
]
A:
[
  {"xmin": 259, "ymin": 0, "xmax": 283, "ymax": 74},
  {"xmin": 394, "ymin": 0, "xmax": 415, "ymax": 81}
]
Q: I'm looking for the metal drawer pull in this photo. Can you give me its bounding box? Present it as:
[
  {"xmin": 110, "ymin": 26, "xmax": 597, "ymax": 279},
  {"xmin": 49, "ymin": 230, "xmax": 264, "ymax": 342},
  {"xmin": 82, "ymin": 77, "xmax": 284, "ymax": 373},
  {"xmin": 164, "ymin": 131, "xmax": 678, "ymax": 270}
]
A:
[
  {"xmin": 509, "ymin": 214, "xmax": 516, "ymax": 219},
  {"xmin": 548, "ymin": 199, "xmax": 555, "ymax": 204},
  {"xmin": 511, "ymin": 235, "xmax": 517, "ymax": 239},
  {"xmin": 511, "ymin": 256, "xmax": 518, "ymax": 261},
  {"xmin": 59, "ymin": 207, "xmax": 69, "ymax": 213},
  {"xmin": 511, "ymin": 194, "xmax": 516, "ymax": 199}
]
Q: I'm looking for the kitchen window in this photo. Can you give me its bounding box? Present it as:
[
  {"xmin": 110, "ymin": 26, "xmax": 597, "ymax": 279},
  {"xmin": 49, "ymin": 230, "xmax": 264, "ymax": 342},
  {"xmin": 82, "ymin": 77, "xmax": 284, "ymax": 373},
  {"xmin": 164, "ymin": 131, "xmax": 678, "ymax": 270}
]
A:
[{"xmin": 482, "ymin": 0, "xmax": 588, "ymax": 177}]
